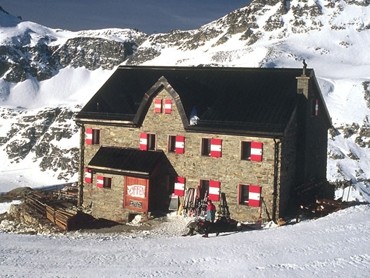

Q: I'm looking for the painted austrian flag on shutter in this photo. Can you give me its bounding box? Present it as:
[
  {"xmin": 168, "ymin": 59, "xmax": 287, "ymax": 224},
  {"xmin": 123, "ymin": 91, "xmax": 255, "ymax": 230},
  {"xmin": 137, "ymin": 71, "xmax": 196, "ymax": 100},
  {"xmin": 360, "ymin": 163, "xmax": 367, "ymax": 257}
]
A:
[
  {"xmin": 174, "ymin": 176, "xmax": 185, "ymax": 196},
  {"xmin": 250, "ymin": 141, "xmax": 263, "ymax": 162},
  {"xmin": 97, "ymin": 176, "xmax": 104, "ymax": 188},
  {"xmin": 85, "ymin": 128, "xmax": 93, "ymax": 145},
  {"xmin": 210, "ymin": 138, "xmax": 222, "ymax": 157},
  {"xmin": 139, "ymin": 133, "xmax": 148, "ymax": 150},
  {"xmin": 154, "ymin": 98, "xmax": 162, "ymax": 113},
  {"xmin": 164, "ymin": 99, "xmax": 172, "ymax": 114},
  {"xmin": 248, "ymin": 185, "xmax": 262, "ymax": 207},
  {"xmin": 175, "ymin": 135, "xmax": 185, "ymax": 154},
  {"xmin": 84, "ymin": 168, "xmax": 92, "ymax": 183},
  {"xmin": 208, "ymin": 180, "xmax": 220, "ymax": 201}
]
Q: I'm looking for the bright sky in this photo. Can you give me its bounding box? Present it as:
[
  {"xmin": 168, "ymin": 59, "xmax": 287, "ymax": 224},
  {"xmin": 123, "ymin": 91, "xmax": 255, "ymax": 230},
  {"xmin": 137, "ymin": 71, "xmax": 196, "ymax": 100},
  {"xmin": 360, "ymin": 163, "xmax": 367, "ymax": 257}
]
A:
[{"xmin": 0, "ymin": 0, "xmax": 249, "ymax": 33}]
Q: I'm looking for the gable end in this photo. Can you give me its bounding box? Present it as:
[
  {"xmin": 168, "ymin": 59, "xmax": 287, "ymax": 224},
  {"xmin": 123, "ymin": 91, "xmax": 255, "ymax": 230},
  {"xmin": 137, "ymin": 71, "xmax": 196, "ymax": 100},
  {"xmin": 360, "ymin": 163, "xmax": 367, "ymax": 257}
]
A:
[{"xmin": 133, "ymin": 76, "xmax": 189, "ymax": 128}]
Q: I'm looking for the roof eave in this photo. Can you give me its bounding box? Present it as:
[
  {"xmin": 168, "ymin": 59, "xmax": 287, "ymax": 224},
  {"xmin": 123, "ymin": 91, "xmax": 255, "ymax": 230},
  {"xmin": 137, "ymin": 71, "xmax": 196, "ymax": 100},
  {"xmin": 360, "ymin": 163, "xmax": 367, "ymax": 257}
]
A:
[{"xmin": 88, "ymin": 165, "xmax": 150, "ymax": 178}]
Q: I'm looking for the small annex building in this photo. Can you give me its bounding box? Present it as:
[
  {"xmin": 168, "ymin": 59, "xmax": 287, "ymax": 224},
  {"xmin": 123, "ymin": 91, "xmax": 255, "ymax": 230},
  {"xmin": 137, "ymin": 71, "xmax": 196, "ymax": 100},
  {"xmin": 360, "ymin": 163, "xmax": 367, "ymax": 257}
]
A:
[{"xmin": 75, "ymin": 65, "xmax": 332, "ymax": 223}]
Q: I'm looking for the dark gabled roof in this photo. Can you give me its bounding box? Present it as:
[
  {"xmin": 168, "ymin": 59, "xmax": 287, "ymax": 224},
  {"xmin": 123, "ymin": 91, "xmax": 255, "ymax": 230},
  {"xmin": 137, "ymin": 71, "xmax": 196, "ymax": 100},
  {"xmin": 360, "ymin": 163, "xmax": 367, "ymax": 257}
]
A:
[
  {"xmin": 76, "ymin": 65, "xmax": 329, "ymax": 136},
  {"xmin": 88, "ymin": 147, "xmax": 164, "ymax": 177}
]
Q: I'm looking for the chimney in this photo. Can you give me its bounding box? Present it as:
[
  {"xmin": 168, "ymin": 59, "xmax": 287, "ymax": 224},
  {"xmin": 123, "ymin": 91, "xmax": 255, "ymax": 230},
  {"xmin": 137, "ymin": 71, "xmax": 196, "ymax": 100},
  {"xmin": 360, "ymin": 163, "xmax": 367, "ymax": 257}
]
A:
[{"xmin": 296, "ymin": 59, "xmax": 310, "ymax": 98}]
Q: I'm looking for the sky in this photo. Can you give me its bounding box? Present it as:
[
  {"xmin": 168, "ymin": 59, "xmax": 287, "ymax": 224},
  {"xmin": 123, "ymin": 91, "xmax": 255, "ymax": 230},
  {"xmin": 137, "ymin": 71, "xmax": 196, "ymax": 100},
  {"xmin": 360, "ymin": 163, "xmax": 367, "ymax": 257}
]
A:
[{"xmin": 0, "ymin": 0, "xmax": 249, "ymax": 33}]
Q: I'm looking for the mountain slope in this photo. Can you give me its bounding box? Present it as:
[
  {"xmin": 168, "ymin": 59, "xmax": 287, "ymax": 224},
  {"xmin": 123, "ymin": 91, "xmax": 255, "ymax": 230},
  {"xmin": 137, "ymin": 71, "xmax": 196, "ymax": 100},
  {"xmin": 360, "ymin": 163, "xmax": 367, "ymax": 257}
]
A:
[{"xmin": 0, "ymin": 1, "xmax": 370, "ymax": 200}]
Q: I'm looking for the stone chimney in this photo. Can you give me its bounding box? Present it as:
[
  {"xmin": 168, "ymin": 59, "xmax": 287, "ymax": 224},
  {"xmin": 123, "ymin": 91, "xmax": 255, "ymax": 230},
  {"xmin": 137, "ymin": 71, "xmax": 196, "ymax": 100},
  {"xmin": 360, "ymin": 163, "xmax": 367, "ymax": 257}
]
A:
[{"xmin": 296, "ymin": 59, "xmax": 310, "ymax": 98}]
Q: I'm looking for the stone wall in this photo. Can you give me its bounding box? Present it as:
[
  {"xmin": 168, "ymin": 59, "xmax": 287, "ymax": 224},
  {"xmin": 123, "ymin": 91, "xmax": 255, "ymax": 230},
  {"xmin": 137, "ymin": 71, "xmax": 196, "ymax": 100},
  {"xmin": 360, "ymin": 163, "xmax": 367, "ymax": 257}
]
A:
[{"xmin": 82, "ymin": 88, "xmax": 281, "ymax": 222}]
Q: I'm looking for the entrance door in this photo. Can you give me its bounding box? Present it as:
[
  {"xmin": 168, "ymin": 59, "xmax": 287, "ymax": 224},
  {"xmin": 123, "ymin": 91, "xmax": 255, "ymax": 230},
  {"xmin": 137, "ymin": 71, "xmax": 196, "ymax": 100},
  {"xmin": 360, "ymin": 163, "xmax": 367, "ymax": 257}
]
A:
[{"xmin": 124, "ymin": 177, "xmax": 149, "ymax": 212}]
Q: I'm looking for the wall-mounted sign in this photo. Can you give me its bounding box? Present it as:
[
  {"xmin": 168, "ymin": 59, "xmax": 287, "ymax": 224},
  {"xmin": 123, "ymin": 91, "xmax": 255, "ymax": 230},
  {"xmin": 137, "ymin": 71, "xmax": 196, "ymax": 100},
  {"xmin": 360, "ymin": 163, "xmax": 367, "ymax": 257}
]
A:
[
  {"xmin": 129, "ymin": 200, "xmax": 143, "ymax": 208},
  {"xmin": 127, "ymin": 184, "xmax": 146, "ymax": 198}
]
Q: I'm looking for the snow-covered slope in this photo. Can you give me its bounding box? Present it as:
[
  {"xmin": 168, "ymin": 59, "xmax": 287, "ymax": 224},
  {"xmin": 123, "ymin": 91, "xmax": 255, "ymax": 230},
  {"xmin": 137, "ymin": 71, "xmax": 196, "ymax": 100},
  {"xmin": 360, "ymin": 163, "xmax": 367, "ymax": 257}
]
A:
[
  {"xmin": 0, "ymin": 0, "xmax": 370, "ymax": 200},
  {"xmin": 0, "ymin": 204, "xmax": 370, "ymax": 277}
]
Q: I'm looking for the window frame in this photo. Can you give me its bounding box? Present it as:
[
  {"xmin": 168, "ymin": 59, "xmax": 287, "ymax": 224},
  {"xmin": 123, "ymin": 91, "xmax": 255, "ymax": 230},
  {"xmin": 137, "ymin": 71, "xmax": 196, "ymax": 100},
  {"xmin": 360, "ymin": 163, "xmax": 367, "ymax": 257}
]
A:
[
  {"xmin": 85, "ymin": 128, "xmax": 100, "ymax": 145},
  {"xmin": 168, "ymin": 135, "xmax": 176, "ymax": 153},
  {"xmin": 238, "ymin": 184, "xmax": 250, "ymax": 205},
  {"xmin": 238, "ymin": 184, "xmax": 262, "ymax": 207},
  {"xmin": 241, "ymin": 141, "xmax": 252, "ymax": 161},
  {"xmin": 147, "ymin": 133, "xmax": 156, "ymax": 151},
  {"xmin": 97, "ymin": 176, "xmax": 112, "ymax": 189},
  {"xmin": 201, "ymin": 138, "xmax": 211, "ymax": 156}
]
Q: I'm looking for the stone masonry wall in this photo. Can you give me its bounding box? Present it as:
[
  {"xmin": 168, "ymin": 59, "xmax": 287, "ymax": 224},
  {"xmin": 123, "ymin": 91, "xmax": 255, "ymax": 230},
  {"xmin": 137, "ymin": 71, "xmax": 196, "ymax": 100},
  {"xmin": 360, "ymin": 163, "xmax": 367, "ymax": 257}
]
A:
[{"xmin": 83, "ymin": 88, "xmax": 279, "ymax": 222}]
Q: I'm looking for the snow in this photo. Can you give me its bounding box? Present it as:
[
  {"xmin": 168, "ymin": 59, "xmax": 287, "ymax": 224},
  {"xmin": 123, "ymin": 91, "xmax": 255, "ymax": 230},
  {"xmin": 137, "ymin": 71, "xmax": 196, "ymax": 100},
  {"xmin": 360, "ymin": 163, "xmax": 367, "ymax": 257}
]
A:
[
  {"xmin": 0, "ymin": 1, "xmax": 370, "ymax": 277},
  {"xmin": 0, "ymin": 200, "xmax": 21, "ymax": 214},
  {"xmin": 0, "ymin": 205, "xmax": 369, "ymax": 277}
]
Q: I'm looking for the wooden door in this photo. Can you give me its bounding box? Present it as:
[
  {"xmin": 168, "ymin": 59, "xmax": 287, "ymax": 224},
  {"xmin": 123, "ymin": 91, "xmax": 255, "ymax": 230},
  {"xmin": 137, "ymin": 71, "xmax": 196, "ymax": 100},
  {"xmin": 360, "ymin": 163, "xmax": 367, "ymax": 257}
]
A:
[{"xmin": 124, "ymin": 176, "xmax": 149, "ymax": 212}]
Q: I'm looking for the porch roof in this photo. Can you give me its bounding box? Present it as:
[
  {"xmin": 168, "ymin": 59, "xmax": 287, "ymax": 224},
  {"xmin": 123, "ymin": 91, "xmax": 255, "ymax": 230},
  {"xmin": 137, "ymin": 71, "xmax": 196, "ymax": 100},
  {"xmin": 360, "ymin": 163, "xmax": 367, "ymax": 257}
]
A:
[{"xmin": 88, "ymin": 147, "xmax": 164, "ymax": 178}]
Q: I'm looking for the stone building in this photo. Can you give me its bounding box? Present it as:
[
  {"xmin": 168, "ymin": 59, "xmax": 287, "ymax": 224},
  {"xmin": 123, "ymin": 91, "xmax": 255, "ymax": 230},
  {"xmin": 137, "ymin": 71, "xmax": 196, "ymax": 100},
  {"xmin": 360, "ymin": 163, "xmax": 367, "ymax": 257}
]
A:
[{"xmin": 75, "ymin": 65, "xmax": 332, "ymax": 223}]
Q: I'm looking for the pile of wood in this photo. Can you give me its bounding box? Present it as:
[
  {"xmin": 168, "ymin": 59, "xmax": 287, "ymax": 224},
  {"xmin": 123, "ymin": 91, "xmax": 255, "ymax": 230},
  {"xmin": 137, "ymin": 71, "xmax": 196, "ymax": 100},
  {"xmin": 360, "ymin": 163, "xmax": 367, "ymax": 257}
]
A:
[
  {"xmin": 45, "ymin": 204, "xmax": 78, "ymax": 231},
  {"xmin": 24, "ymin": 190, "xmax": 87, "ymax": 231}
]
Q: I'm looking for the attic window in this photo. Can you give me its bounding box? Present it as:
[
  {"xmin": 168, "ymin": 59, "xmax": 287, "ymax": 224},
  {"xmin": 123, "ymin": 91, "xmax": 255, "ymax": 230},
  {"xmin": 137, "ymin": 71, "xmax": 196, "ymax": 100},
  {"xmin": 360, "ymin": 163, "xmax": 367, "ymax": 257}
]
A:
[
  {"xmin": 153, "ymin": 98, "xmax": 172, "ymax": 114},
  {"xmin": 238, "ymin": 184, "xmax": 262, "ymax": 207},
  {"xmin": 154, "ymin": 98, "xmax": 162, "ymax": 113}
]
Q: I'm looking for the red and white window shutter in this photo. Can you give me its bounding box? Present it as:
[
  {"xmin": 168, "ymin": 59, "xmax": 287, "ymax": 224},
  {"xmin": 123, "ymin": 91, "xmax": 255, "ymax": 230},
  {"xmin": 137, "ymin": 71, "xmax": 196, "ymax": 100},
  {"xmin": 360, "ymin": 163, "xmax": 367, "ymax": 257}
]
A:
[
  {"xmin": 208, "ymin": 180, "xmax": 220, "ymax": 201},
  {"xmin": 248, "ymin": 185, "xmax": 262, "ymax": 207},
  {"xmin": 84, "ymin": 168, "xmax": 92, "ymax": 183},
  {"xmin": 97, "ymin": 175, "xmax": 104, "ymax": 188},
  {"xmin": 85, "ymin": 128, "xmax": 93, "ymax": 145},
  {"xmin": 174, "ymin": 176, "xmax": 186, "ymax": 196},
  {"xmin": 164, "ymin": 99, "xmax": 172, "ymax": 114},
  {"xmin": 139, "ymin": 133, "xmax": 148, "ymax": 150},
  {"xmin": 250, "ymin": 141, "xmax": 263, "ymax": 162},
  {"xmin": 210, "ymin": 138, "xmax": 222, "ymax": 158},
  {"xmin": 175, "ymin": 135, "xmax": 185, "ymax": 154},
  {"xmin": 154, "ymin": 98, "xmax": 162, "ymax": 113}
]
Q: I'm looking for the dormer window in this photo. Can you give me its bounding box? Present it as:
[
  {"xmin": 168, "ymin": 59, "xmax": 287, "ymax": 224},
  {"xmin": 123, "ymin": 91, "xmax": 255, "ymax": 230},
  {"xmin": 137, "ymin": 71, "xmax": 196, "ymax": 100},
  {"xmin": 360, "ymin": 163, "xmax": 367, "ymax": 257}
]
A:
[{"xmin": 153, "ymin": 98, "xmax": 172, "ymax": 114}]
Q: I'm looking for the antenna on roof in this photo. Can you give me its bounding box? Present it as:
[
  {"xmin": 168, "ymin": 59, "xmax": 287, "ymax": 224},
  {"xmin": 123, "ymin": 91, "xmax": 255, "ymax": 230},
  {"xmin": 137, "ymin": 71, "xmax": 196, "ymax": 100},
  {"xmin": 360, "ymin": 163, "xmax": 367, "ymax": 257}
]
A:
[{"xmin": 302, "ymin": 59, "xmax": 307, "ymax": 76}]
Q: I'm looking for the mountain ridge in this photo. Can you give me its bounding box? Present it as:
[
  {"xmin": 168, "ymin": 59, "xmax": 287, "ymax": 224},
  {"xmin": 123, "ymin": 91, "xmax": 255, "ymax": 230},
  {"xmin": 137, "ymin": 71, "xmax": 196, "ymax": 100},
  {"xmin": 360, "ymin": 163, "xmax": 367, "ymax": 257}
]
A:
[{"xmin": 0, "ymin": 1, "xmax": 369, "ymax": 201}]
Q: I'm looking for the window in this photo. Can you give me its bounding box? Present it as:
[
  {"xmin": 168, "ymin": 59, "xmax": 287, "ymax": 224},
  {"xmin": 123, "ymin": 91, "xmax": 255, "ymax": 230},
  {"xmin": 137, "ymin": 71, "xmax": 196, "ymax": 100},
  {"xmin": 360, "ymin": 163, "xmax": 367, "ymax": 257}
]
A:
[
  {"xmin": 168, "ymin": 136, "xmax": 176, "ymax": 152},
  {"xmin": 311, "ymin": 99, "xmax": 319, "ymax": 116},
  {"xmin": 241, "ymin": 141, "xmax": 263, "ymax": 162},
  {"xmin": 84, "ymin": 168, "xmax": 93, "ymax": 183},
  {"xmin": 168, "ymin": 135, "xmax": 185, "ymax": 154},
  {"xmin": 201, "ymin": 138, "xmax": 211, "ymax": 156},
  {"xmin": 201, "ymin": 138, "xmax": 222, "ymax": 157},
  {"xmin": 174, "ymin": 176, "xmax": 186, "ymax": 196},
  {"xmin": 85, "ymin": 128, "xmax": 100, "ymax": 145},
  {"xmin": 164, "ymin": 99, "xmax": 172, "ymax": 114},
  {"xmin": 241, "ymin": 142, "xmax": 251, "ymax": 160},
  {"xmin": 153, "ymin": 98, "xmax": 172, "ymax": 114},
  {"xmin": 200, "ymin": 179, "xmax": 220, "ymax": 201},
  {"xmin": 239, "ymin": 184, "xmax": 261, "ymax": 207},
  {"xmin": 97, "ymin": 176, "xmax": 112, "ymax": 189},
  {"xmin": 154, "ymin": 98, "xmax": 162, "ymax": 113},
  {"xmin": 148, "ymin": 134, "xmax": 156, "ymax": 150},
  {"xmin": 140, "ymin": 133, "xmax": 156, "ymax": 151}
]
